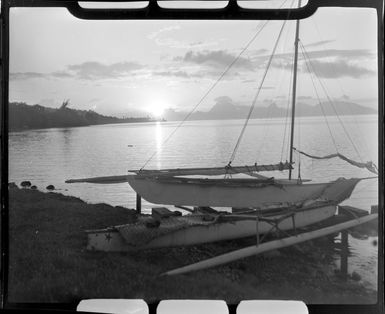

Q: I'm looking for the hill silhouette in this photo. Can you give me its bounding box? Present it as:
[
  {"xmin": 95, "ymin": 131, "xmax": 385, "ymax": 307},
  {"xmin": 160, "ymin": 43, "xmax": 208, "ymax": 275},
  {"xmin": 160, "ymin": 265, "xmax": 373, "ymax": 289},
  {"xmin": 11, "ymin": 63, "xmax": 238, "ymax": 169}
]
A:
[
  {"xmin": 163, "ymin": 96, "xmax": 377, "ymax": 121},
  {"xmin": 9, "ymin": 102, "xmax": 156, "ymax": 131}
]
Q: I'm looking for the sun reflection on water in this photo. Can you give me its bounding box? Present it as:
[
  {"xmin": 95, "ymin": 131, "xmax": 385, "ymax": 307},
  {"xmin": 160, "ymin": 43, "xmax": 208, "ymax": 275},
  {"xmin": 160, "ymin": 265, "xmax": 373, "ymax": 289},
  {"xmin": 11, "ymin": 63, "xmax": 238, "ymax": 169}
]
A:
[{"xmin": 155, "ymin": 121, "xmax": 162, "ymax": 169}]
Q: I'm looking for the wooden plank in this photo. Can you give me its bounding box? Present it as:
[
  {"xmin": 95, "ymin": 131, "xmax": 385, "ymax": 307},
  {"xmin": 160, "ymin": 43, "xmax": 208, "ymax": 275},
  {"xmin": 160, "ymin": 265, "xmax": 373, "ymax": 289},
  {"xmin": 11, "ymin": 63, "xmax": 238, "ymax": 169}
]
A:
[
  {"xmin": 152, "ymin": 207, "xmax": 176, "ymax": 220},
  {"xmin": 175, "ymin": 206, "xmax": 194, "ymax": 213}
]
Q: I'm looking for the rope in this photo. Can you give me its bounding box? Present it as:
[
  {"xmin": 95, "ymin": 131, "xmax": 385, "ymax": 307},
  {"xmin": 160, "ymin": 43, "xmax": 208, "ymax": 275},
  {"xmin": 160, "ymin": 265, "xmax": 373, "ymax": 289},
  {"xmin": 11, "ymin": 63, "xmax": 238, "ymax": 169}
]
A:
[
  {"xmin": 293, "ymin": 148, "xmax": 378, "ymax": 175},
  {"xmin": 139, "ymin": 18, "xmax": 279, "ymax": 170},
  {"xmin": 298, "ymin": 41, "xmax": 340, "ymax": 153},
  {"xmin": 310, "ymin": 18, "xmax": 372, "ymax": 157},
  {"xmin": 256, "ymin": 99, "xmax": 273, "ymax": 160},
  {"xmin": 297, "ymin": 100, "xmax": 301, "ymax": 180},
  {"xmin": 317, "ymin": 79, "xmax": 364, "ymax": 162},
  {"xmin": 229, "ymin": 19, "xmax": 288, "ymax": 165},
  {"xmin": 280, "ymin": 55, "xmax": 295, "ymax": 162},
  {"xmin": 299, "ymin": 41, "xmax": 363, "ymax": 162}
]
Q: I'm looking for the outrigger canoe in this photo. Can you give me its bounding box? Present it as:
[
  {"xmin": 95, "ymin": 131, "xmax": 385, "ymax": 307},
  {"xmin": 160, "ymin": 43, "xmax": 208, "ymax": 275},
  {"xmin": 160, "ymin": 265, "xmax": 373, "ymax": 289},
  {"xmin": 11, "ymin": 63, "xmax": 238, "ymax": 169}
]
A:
[{"xmin": 86, "ymin": 199, "xmax": 337, "ymax": 251}]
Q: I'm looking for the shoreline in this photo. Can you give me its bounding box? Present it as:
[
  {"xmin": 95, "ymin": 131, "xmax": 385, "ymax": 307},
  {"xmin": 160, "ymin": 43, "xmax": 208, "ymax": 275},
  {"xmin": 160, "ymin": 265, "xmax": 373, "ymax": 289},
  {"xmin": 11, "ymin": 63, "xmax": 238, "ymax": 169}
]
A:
[
  {"xmin": 8, "ymin": 113, "xmax": 377, "ymax": 133},
  {"xmin": 8, "ymin": 101, "xmax": 165, "ymax": 132},
  {"xmin": 8, "ymin": 119, "xmax": 164, "ymax": 133},
  {"xmin": 7, "ymin": 185, "xmax": 377, "ymax": 304}
]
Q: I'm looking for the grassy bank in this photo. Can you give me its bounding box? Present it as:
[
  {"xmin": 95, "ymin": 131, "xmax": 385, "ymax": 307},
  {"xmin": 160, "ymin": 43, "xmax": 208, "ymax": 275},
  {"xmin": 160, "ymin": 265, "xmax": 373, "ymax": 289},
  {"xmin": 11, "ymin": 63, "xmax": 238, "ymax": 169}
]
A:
[{"xmin": 8, "ymin": 186, "xmax": 377, "ymax": 304}]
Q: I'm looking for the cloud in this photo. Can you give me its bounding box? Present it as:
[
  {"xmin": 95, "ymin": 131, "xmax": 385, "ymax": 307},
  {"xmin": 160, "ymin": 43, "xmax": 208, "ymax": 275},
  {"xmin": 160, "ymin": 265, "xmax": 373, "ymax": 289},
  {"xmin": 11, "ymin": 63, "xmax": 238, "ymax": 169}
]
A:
[
  {"xmin": 251, "ymin": 48, "xmax": 269, "ymax": 55},
  {"xmin": 152, "ymin": 70, "xmax": 205, "ymax": 78},
  {"xmin": 148, "ymin": 25, "xmax": 181, "ymax": 40},
  {"xmin": 10, "ymin": 61, "xmax": 145, "ymax": 81},
  {"xmin": 180, "ymin": 50, "xmax": 253, "ymax": 70},
  {"xmin": 214, "ymin": 95, "xmax": 233, "ymax": 103},
  {"xmin": 300, "ymin": 49, "xmax": 375, "ymax": 60},
  {"xmin": 255, "ymin": 48, "xmax": 375, "ymax": 65},
  {"xmin": 9, "ymin": 72, "xmax": 46, "ymax": 80},
  {"xmin": 51, "ymin": 71, "xmax": 73, "ymax": 78},
  {"xmin": 259, "ymin": 48, "xmax": 376, "ymax": 79},
  {"xmin": 88, "ymin": 97, "xmax": 101, "ymax": 103},
  {"xmin": 304, "ymin": 39, "xmax": 335, "ymax": 48},
  {"xmin": 298, "ymin": 96, "xmax": 313, "ymax": 100},
  {"xmin": 151, "ymin": 67, "xmax": 240, "ymax": 81},
  {"xmin": 270, "ymin": 59, "xmax": 293, "ymax": 70},
  {"xmin": 189, "ymin": 41, "xmax": 212, "ymax": 48},
  {"xmin": 302, "ymin": 59, "xmax": 375, "ymax": 78},
  {"xmin": 242, "ymin": 79, "xmax": 256, "ymax": 83},
  {"xmin": 155, "ymin": 38, "xmax": 219, "ymax": 49},
  {"xmin": 67, "ymin": 61, "xmax": 143, "ymax": 79},
  {"xmin": 148, "ymin": 25, "xmax": 218, "ymax": 49}
]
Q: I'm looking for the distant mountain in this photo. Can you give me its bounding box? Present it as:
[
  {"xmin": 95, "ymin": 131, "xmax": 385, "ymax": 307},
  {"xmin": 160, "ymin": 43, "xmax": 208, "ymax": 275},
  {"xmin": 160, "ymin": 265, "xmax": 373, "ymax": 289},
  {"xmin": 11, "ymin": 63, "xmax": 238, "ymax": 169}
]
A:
[
  {"xmin": 298, "ymin": 101, "xmax": 378, "ymax": 116},
  {"xmin": 163, "ymin": 98, "xmax": 377, "ymax": 121},
  {"xmin": 9, "ymin": 102, "xmax": 157, "ymax": 131}
]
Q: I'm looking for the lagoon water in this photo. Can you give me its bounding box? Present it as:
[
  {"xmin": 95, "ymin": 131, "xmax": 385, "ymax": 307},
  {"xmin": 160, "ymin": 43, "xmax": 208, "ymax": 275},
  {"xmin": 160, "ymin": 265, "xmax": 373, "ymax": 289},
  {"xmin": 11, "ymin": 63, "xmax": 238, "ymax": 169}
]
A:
[{"xmin": 9, "ymin": 115, "xmax": 378, "ymax": 289}]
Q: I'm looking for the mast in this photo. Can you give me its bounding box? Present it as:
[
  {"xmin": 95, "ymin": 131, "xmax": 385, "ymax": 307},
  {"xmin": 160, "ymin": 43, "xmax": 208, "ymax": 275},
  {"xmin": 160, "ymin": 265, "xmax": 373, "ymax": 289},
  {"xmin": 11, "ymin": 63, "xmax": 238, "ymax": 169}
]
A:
[{"xmin": 288, "ymin": 0, "xmax": 302, "ymax": 180}]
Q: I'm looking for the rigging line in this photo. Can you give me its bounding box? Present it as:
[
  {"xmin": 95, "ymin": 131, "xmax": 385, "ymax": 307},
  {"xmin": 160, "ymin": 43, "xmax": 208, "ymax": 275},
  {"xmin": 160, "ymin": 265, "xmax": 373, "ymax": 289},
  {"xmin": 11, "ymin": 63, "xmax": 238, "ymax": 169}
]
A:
[
  {"xmin": 318, "ymin": 85, "xmax": 364, "ymax": 162},
  {"xmin": 296, "ymin": 58, "xmax": 301, "ymax": 181},
  {"xmin": 271, "ymin": 19, "xmax": 293, "ymax": 102},
  {"xmin": 299, "ymin": 42, "xmax": 363, "ymax": 162},
  {"xmin": 297, "ymin": 102, "xmax": 301, "ymax": 179},
  {"xmin": 264, "ymin": 24, "xmax": 293, "ymax": 163},
  {"xmin": 229, "ymin": 19, "xmax": 288, "ymax": 165},
  {"xmin": 256, "ymin": 99, "xmax": 273, "ymax": 159},
  {"xmin": 256, "ymin": 79, "xmax": 285, "ymax": 161},
  {"xmin": 280, "ymin": 51, "xmax": 295, "ymax": 162},
  {"xmin": 255, "ymin": 54, "xmax": 289, "ymax": 162},
  {"xmin": 140, "ymin": 0, "xmax": 294, "ymax": 170},
  {"xmin": 310, "ymin": 19, "xmax": 371, "ymax": 155},
  {"xmin": 298, "ymin": 41, "xmax": 339, "ymax": 153},
  {"xmin": 257, "ymin": 0, "xmax": 296, "ymax": 164},
  {"xmin": 139, "ymin": 16, "xmax": 283, "ymax": 171}
]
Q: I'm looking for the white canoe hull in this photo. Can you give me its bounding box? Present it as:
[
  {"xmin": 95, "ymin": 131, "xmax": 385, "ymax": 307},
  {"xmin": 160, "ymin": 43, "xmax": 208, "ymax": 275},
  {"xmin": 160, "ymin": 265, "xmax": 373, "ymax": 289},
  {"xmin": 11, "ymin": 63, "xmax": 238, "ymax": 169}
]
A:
[
  {"xmin": 127, "ymin": 175, "xmax": 360, "ymax": 208},
  {"xmin": 87, "ymin": 204, "xmax": 337, "ymax": 251},
  {"xmin": 142, "ymin": 204, "xmax": 337, "ymax": 248}
]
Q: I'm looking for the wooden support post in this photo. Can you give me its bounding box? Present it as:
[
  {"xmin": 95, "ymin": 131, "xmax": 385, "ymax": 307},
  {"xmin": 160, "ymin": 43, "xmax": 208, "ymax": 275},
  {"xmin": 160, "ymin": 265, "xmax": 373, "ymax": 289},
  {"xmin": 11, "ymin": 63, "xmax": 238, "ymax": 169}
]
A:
[
  {"xmin": 291, "ymin": 214, "xmax": 296, "ymax": 233},
  {"xmin": 136, "ymin": 193, "xmax": 142, "ymax": 214},
  {"xmin": 256, "ymin": 216, "xmax": 260, "ymax": 246},
  {"xmin": 340, "ymin": 230, "xmax": 348, "ymax": 281}
]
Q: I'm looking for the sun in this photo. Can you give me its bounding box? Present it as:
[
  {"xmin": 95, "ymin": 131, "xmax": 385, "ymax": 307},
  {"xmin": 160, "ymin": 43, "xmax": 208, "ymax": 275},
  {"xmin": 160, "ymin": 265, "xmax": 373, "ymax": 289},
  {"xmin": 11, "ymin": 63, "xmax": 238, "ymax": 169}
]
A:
[{"xmin": 147, "ymin": 102, "xmax": 167, "ymax": 118}]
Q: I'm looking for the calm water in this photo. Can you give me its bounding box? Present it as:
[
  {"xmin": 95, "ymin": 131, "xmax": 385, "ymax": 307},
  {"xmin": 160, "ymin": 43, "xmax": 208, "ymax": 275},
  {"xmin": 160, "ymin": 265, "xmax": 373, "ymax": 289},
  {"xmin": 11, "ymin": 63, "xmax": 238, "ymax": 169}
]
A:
[{"xmin": 9, "ymin": 115, "xmax": 378, "ymax": 289}]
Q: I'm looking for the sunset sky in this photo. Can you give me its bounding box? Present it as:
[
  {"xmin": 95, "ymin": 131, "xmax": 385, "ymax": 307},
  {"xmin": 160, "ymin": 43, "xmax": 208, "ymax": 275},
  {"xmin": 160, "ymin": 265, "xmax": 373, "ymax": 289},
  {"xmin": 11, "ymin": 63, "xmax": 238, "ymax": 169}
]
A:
[{"xmin": 9, "ymin": 2, "xmax": 378, "ymax": 117}]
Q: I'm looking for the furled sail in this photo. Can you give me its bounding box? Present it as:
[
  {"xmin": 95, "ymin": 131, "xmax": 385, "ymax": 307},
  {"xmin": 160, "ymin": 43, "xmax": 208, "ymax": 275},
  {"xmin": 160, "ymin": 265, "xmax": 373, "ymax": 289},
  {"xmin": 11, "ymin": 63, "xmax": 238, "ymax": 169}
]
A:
[
  {"xmin": 65, "ymin": 162, "xmax": 293, "ymax": 184},
  {"xmin": 293, "ymin": 148, "xmax": 378, "ymax": 175},
  {"xmin": 132, "ymin": 161, "xmax": 293, "ymax": 177}
]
